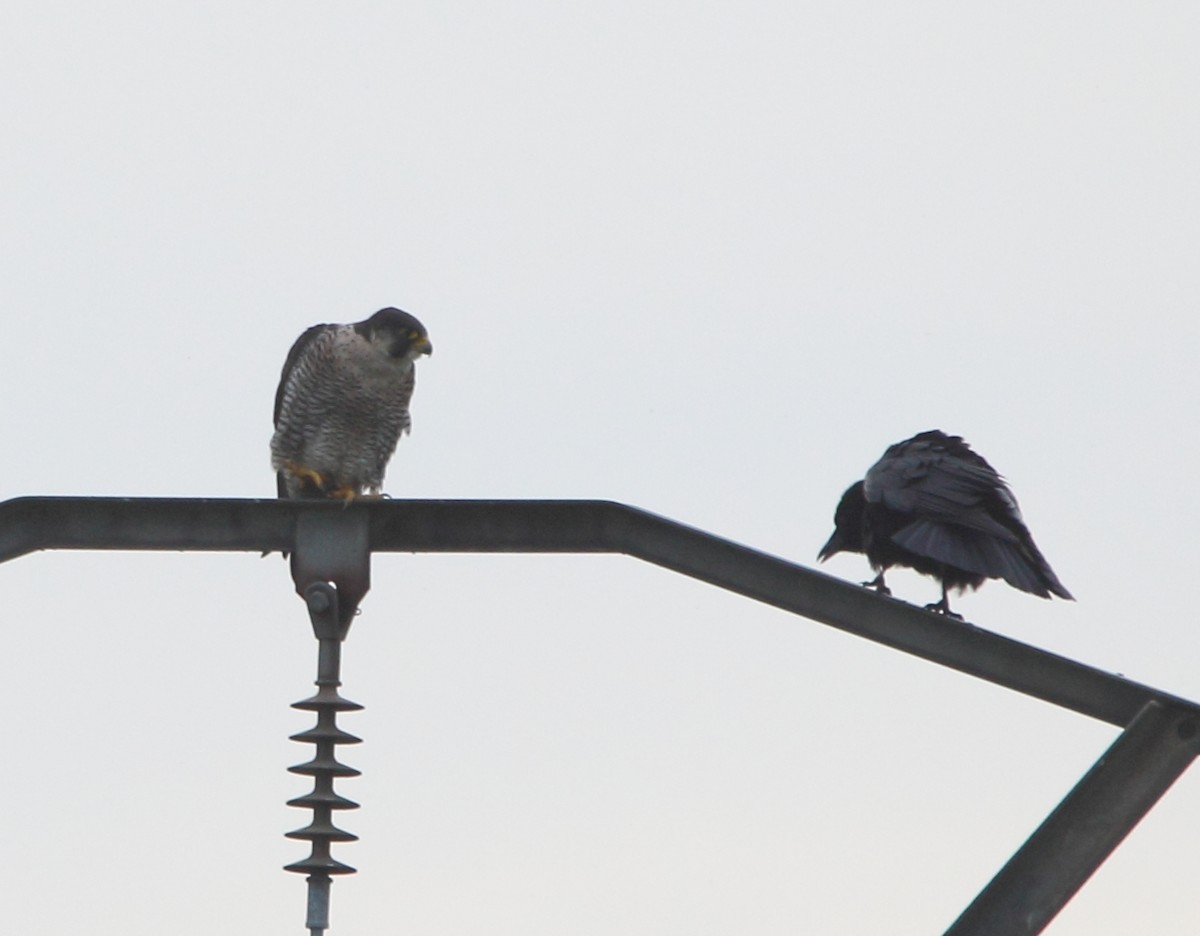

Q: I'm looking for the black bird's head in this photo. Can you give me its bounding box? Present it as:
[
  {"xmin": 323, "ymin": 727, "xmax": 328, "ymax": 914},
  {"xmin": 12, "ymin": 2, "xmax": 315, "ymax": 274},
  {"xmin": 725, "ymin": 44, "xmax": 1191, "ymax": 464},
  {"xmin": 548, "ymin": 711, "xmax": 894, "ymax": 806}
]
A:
[
  {"xmin": 357, "ymin": 307, "xmax": 433, "ymax": 361},
  {"xmin": 818, "ymin": 480, "xmax": 867, "ymax": 562}
]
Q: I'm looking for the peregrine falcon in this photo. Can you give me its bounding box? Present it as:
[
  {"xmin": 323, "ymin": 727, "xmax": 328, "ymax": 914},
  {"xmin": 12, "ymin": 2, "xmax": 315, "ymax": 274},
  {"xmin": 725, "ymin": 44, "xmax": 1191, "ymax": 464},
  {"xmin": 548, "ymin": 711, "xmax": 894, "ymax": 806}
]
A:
[
  {"xmin": 818, "ymin": 430, "xmax": 1073, "ymax": 617},
  {"xmin": 270, "ymin": 307, "xmax": 432, "ymax": 500}
]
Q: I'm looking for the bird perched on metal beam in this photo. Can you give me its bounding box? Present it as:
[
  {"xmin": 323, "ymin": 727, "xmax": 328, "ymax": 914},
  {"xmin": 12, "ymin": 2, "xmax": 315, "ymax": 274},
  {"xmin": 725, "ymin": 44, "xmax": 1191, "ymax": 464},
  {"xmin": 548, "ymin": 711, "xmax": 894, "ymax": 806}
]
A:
[
  {"xmin": 270, "ymin": 307, "xmax": 432, "ymax": 500},
  {"xmin": 818, "ymin": 430, "xmax": 1072, "ymax": 617}
]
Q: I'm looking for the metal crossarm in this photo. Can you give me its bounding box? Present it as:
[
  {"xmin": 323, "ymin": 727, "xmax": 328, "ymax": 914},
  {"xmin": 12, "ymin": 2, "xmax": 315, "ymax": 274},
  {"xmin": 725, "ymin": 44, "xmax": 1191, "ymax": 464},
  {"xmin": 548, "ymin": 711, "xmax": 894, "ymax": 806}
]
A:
[
  {"xmin": 2, "ymin": 495, "xmax": 1197, "ymax": 935},
  {"xmin": 0, "ymin": 496, "xmax": 1192, "ymax": 728}
]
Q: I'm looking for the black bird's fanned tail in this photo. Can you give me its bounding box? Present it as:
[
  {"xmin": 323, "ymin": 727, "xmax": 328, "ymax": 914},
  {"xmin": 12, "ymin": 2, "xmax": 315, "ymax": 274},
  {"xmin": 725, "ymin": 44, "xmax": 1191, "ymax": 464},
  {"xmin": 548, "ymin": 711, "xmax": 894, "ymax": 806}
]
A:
[{"xmin": 891, "ymin": 519, "xmax": 1068, "ymax": 599}]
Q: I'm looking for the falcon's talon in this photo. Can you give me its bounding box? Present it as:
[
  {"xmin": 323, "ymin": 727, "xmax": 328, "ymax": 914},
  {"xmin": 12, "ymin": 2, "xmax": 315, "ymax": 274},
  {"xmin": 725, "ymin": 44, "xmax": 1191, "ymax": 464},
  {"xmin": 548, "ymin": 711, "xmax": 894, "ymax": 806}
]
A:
[{"xmin": 286, "ymin": 463, "xmax": 329, "ymax": 489}]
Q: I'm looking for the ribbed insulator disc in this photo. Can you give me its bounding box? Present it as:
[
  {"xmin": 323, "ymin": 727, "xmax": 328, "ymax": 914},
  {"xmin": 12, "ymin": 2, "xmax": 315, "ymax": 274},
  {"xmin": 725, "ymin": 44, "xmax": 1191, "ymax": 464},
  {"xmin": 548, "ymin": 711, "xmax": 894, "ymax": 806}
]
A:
[
  {"xmin": 284, "ymin": 854, "xmax": 357, "ymax": 876},
  {"xmin": 288, "ymin": 754, "xmax": 362, "ymax": 778},
  {"xmin": 287, "ymin": 789, "xmax": 361, "ymax": 811},
  {"xmin": 289, "ymin": 724, "xmax": 363, "ymax": 745}
]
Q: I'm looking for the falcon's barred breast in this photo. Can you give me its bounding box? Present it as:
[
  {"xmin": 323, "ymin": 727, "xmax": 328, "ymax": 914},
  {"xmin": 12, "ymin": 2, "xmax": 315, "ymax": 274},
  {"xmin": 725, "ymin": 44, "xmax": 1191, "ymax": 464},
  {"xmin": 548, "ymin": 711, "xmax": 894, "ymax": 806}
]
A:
[{"xmin": 270, "ymin": 307, "xmax": 432, "ymax": 500}]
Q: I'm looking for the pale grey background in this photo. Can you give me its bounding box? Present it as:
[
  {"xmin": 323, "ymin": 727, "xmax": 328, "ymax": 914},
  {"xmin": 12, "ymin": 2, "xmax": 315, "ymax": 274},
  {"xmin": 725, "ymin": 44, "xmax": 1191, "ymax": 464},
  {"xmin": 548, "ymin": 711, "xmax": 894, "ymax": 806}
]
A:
[{"xmin": 2, "ymin": 3, "xmax": 1198, "ymax": 933}]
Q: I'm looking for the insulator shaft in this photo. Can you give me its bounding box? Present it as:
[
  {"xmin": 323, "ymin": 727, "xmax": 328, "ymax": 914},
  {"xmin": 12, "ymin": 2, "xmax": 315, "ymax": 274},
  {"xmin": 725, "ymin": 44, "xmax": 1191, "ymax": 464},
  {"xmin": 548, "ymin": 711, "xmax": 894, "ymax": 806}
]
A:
[
  {"xmin": 286, "ymin": 685, "xmax": 362, "ymax": 870},
  {"xmin": 286, "ymin": 580, "xmax": 365, "ymax": 935}
]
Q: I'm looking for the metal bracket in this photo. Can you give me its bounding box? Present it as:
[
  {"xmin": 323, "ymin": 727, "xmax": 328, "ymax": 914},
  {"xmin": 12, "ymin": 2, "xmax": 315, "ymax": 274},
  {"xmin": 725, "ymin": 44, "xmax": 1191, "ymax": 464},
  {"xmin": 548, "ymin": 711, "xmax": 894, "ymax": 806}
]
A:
[{"xmin": 289, "ymin": 507, "xmax": 371, "ymax": 626}]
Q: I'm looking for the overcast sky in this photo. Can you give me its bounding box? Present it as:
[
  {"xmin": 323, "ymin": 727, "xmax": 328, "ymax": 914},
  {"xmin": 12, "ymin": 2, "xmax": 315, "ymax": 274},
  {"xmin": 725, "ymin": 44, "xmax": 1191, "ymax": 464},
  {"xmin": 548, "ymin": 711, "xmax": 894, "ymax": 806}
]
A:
[{"xmin": 3, "ymin": 4, "xmax": 1199, "ymax": 934}]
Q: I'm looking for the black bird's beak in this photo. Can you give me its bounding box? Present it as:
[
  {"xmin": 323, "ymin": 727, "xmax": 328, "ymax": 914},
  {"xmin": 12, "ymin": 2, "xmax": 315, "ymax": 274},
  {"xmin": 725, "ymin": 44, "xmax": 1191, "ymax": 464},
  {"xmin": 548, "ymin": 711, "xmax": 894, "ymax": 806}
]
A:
[
  {"xmin": 817, "ymin": 529, "xmax": 846, "ymax": 563},
  {"xmin": 416, "ymin": 335, "xmax": 433, "ymax": 356}
]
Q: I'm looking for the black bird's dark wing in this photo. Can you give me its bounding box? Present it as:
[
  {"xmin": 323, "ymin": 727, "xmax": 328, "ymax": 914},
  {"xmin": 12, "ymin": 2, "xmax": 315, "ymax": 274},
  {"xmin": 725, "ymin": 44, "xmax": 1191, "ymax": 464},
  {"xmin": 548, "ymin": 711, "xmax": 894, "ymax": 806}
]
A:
[
  {"xmin": 867, "ymin": 440, "xmax": 1018, "ymax": 538},
  {"xmin": 864, "ymin": 431, "xmax": 1071, "ymax": 599}
]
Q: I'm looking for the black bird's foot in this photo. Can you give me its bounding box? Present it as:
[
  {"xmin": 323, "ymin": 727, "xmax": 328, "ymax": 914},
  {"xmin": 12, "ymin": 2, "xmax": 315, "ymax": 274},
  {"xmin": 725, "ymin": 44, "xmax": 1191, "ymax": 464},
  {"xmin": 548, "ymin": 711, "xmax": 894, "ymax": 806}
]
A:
[
  {"xmin": 861, "ymin": 573, "xmax": 891, "ymax": 596},
  {"xmin": 924, "ymin": 597, "xmax": 964, "ymax": 620}
]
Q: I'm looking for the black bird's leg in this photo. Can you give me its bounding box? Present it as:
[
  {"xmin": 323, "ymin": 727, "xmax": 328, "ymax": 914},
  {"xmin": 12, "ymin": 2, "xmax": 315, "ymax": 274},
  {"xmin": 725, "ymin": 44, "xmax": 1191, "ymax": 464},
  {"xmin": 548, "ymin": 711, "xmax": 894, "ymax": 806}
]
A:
[
  {"xmin": 861, "ymin": 572, "xmax": 892, "ymax": 596},
  {"xmin": 924, "ymin": 584, "xmax": 964, "ymax": 620}
]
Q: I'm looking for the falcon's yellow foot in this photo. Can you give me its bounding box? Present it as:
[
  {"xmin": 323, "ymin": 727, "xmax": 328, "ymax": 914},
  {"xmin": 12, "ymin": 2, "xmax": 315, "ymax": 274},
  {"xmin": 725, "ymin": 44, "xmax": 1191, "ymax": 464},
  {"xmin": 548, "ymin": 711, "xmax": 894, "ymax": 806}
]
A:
[{"xmin": 285, "ymin": 462, "xmax": 330, "ymax": 493}]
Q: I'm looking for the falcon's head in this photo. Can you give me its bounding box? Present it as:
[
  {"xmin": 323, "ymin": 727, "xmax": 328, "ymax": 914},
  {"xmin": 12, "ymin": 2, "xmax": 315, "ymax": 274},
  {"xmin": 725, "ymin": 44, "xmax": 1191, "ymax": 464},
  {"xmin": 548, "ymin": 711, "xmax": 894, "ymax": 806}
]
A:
[{"xmin": 356, "ymin": 307, "xmax": 433, "ymax": 362}]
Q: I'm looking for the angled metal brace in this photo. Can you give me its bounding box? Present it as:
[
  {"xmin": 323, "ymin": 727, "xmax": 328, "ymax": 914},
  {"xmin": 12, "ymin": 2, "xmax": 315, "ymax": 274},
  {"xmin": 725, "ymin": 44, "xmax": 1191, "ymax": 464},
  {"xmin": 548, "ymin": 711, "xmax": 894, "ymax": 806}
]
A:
[{"xmin": 945, "ymin": 700, "xmax": 1200, "ymax": 936}]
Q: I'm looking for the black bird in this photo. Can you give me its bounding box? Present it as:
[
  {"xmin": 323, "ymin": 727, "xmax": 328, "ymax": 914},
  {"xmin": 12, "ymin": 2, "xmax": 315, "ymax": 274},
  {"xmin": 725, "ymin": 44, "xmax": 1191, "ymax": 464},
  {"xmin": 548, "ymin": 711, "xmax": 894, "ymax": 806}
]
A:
[{"xmin": 818, "ymin": 430, "xmax": 1073, "ymax": 617}]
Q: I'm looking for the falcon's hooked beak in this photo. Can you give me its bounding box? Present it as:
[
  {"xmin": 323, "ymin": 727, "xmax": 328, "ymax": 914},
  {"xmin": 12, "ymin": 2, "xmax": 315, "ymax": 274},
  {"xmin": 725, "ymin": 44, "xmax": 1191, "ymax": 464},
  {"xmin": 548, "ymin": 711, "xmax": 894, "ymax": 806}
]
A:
[{"xmin": 415, "ymin": 335, "xmax": 433, "ymax": 356}]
